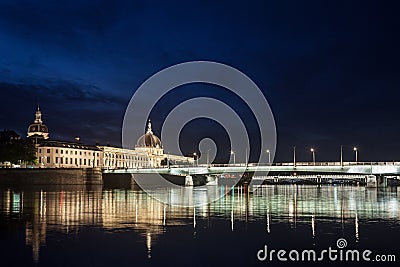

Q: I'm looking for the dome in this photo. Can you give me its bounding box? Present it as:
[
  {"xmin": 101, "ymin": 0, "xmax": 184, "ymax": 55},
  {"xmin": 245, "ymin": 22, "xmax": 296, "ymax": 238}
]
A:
[
  {"xmin": 28, "ymin": 124, "xmax": 48, "ymax": 133},
  {"xmin": 136, "ymin": 120, "xmax": 162, "ymax": 148},
  {"xmin": 27, "ymin": 106, "xmax": 49, "ymax": 139},
  {"xmin": 136, "ymin": 133, "xmax": 162, "ymax": 148}
]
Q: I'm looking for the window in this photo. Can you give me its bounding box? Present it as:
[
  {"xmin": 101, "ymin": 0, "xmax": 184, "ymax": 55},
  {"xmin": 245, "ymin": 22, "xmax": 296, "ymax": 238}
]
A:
[
  {"xmin": 55, "ymin": 157, "xmax": 58, "ymax": 163},
  {"xmin": 39, "ymin": 149, "xmax": 42, "ymax": 153},
  {"xmin": 60, "ymin": 158, "xmax": 63, "ymax": 164},
  {"xmin": 47, "ymin": 157, "xmax": 50, "ymax": 163},
  {"xmin": 56, "ymin": 149, "xmax": 58, "ymax": 153},
  {"xmin": 84, "ymin": 159, "xmax": 86, "ymax": 165},
  {"xmin": 39, "ymin": 157, "xmax": 42, "ymax": 163},
  {"xmin": 70, "ymin": 158, "xmax": 72, "ymax": 164},
  {"xmin": 80, "ymin": 151, "xmax": 82, "ymax": 155},
  {"xmin": 47, "ymin": 149, "xmax": 50, "ymax": 153},
  {"xmin": 61, "ymin": 150, "xmax": 63, "ymax": 154},
  {"xmin": 66, "ymin": 150, "xmax": 68, "ymax": 154},
  {"xmin": 97, "ymin": 160, "xmax": 99, "ymax": 166},
  {"xmin": 79, "ymin": 159, "xmax": 82, "ymax": 165},
  {"xmin": 75, "ymin": 158, "xmax": 78, "ymax": 165},
  {"xmin": 75, "ymin": 151, "xmax": 77, "ymax": 155},
  {"xmin": 65, "ymin": 157, "xmax": 68, "ymax": 164}
]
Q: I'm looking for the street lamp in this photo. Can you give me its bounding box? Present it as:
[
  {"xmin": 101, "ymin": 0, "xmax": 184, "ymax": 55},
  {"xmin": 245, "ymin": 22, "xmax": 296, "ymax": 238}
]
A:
[
  {"xmin": 207, "ymin": 149, "xmax": 211, "ymax": 167},
  {"xmin": 231, "ymin": 150, "xmax": 236, "ymax": 165},
  {"xmin": 310, "ymin": 148, "xmax": 315, "ymax": 165},
  {"xmin": 166, "ymin": 152, "xmax": 170, "ymax": 169},
  {"xmin": 266, "ymin": 149, "xmax": 271, "ymax": 164},
  {"xmin": 193, "ymin": 152, "xmax": 197, "ymax": 166},
  {"xmin": 353, "ymin": 147, "xmax": 358, "ymax": 163},
  {"xmin": 340, "ymin": 145, "xmax": 343, "ymax": 167}
]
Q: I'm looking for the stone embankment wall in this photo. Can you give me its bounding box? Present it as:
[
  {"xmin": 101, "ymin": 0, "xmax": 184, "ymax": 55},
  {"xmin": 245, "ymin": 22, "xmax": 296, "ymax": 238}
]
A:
[{"xmin": 0, "ymin": 168, "xmax": 103, "ymax": 185}]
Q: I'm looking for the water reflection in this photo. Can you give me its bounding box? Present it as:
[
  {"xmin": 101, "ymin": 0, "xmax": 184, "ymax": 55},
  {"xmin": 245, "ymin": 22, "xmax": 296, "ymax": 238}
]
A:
[{"xmin": 0, "ymin": 185, "xmax": 399, "ymax": 264}]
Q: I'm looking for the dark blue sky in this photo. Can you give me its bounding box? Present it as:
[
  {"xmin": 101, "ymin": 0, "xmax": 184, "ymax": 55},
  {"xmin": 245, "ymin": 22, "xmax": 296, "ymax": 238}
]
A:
[{"xmin": 1, "ymin": 0, "xmax": 400, "ymax": 162}]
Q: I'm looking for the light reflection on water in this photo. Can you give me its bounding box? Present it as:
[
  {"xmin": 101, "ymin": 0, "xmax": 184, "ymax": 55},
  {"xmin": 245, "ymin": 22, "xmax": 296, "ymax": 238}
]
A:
[{"xmin": 0, "ymin": 185, "xmax": 399, "ymax": 265}]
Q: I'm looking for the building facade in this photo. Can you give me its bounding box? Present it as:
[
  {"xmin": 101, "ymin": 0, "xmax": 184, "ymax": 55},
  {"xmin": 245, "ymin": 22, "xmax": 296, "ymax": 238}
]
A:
[
  {"xmin": 36, "ymin": 140, "xmax": 102, "ymax": 168},
  {"xmin": 100, "ymin": 146, "xmax": 150, "ymax": 169},
  {"xmin": 28, "ymin": 108, "xmax": 193, "ymax": 169}
]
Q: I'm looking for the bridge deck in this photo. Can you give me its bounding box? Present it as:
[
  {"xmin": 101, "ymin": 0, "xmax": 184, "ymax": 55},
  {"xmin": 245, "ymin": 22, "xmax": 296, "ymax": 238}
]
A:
[{"xmin": 102, "ymin": 162, "xmax": 400, "ymax": 175}]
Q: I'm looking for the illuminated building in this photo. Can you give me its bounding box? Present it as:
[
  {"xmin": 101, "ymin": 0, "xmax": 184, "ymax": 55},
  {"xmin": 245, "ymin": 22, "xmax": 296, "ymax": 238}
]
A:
[
  {"xmin": 27, "ymin": 107, "xmax": 193, "ymax": 169},
  {"xmin": 99, "ymin": 145, "xmax": 150, "ymax": 169},
  {"xmin": 36, "ymin": 140, "xmax": 102, "ymax": 168}
]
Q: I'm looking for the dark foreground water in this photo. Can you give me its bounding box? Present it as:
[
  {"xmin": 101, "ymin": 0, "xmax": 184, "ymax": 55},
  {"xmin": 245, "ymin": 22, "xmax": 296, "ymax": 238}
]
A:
[{"xmin": 0, "ymin": 185, "xmax": 399, "ymax": 266}]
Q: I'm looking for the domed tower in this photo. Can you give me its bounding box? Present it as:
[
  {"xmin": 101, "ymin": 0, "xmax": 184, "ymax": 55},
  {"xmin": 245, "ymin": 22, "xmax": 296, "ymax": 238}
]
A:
[
  {"xmin": 27, "ymin": 106, "xmax": 49, "ymax": 141},
  {"xmin": 136, "ymin": 120, "xmax": 162, "ymax": 148},
  {"xmin": 136, "ymin": 120, "xmax": 164, "ymax": 167}
]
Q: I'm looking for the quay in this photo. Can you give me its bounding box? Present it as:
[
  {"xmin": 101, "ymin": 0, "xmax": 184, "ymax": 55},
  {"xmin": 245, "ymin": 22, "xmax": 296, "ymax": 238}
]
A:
[{"xmin": 0, "ymin": 167, "xmax": 103, "ymax": 187}]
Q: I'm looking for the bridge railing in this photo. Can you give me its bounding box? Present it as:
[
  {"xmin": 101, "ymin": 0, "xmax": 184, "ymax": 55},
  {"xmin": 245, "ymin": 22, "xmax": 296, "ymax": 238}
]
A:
[
  {"xmin": 112, "ymin": 161, "xmax": 400, "ymax": 170},
  {"xmin": 186, "ymin": 162, "xmax": 400, "ymax": 168}
]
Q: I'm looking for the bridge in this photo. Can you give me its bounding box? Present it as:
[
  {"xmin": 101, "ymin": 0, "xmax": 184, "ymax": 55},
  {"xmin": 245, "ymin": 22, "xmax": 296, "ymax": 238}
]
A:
[
  {"xmin": 103, "ymin": 161, "xmax": 400, "ymax": 175},
  {"xmin": 103, "ymin": 161, "xmax": 400, "ymax": 187}
]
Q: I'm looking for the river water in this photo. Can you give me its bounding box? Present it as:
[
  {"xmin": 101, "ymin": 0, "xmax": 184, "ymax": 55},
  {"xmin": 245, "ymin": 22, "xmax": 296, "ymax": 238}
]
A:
[{"xmin": 0, "ymin": 184, "xmax": 399, "ymax": 266}]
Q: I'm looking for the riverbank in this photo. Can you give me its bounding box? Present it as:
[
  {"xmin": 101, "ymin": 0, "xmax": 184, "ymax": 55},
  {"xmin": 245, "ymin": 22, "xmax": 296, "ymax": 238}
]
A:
[{"xmin": 0, "ymin": 168, "xmax": 103, "ymax": 186}]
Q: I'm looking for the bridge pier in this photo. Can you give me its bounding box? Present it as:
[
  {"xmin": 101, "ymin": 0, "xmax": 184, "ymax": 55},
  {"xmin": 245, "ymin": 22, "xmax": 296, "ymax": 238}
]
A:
[
  {"xmin": 366, "ymin": 175, "xmax": 387, "ymax": 187},
  {"xmin": 377, "ymin": 175, "xmax": 388, "ymax": 188},
  {"xmin": 185, "ymin": 175, "xmax": 194, "ymax": 186}
]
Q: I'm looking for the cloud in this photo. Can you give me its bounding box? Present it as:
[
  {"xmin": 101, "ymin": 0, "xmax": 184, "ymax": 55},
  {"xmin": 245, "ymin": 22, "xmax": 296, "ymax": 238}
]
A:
[{"xmin": 0, "ymin": 79, "xmax": 126, "ymax": 106}]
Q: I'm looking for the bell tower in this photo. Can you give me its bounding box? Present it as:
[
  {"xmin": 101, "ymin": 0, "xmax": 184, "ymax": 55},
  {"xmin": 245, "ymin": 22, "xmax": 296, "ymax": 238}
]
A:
[{"xmin": 27, "ymin": 105, "xmax": 49, "ymax": 141}]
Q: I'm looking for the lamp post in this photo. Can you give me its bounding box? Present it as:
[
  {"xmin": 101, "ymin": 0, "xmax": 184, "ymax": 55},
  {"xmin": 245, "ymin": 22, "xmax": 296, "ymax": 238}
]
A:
[
  {"xmin": 207, "ymin": 149, "xmax": 211, "ymax": 167},
  {"xmin": 340, "ymin": 145, "xmax": 343, "ymax": 167},
  {"xmin": 166, "ymin": 152, "xmax": 170, "ymax": 169},
  {"xmin": 231, "ymin": 150, "xmax": 236, "ymax": 165},
  {"xmin": 310, "ymin": 148, "xmax": 315, "ymax": 165},
  {"xmin": 293, "ymin": 146, "xmax": 296, "ymax": 167},
  {"xmin": 353, "ymin": 147, "xmax": 358, "ymax": 163},
  {"xmin": 266, "ymin": 149, "xmax": 271, "ymax": 164}
]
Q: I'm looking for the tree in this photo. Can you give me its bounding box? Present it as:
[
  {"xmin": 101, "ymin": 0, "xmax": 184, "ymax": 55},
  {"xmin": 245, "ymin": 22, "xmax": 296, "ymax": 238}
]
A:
[{"xmin": 0, "ymin": 130, "xmax": 37, "ymax": 165}]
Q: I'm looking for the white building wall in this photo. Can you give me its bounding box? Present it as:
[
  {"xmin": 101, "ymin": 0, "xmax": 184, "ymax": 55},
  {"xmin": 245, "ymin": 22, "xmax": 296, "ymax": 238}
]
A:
[
  {"xmin": 37, "ymin": 146, "xmax": 101, "ymax": 168},
  {"xmin": 36, "ymin": 145, "xmax": 194, "ymax": 169}
]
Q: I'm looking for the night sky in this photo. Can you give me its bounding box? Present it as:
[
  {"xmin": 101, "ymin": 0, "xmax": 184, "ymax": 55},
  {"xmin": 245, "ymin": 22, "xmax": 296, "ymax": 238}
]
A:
[{"xmin": 1, "ymin": 0, "xmax": 400, "ymax": 162}]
